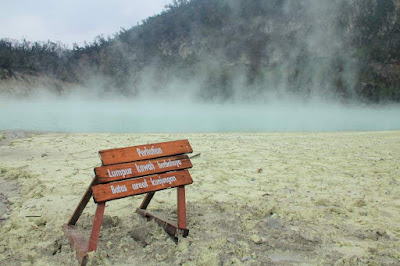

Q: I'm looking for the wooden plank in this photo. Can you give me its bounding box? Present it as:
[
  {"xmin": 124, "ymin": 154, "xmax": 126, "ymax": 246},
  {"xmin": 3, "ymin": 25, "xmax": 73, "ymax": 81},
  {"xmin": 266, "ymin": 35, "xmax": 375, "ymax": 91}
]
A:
[
  {"xmin": 92, "ymin": 170, "xmax": 193, "ymax": 203},
  {"xmin": 99, "ymin": 140, "xmax": 193, "ymax": 165},
  {"xmin": 136, "ymin": 209, "xmax": 189, "ymax": 237},
  {"xmin": 139, "ymin": 192, "xmax": 155, "ymax": 210},
  {"xmin": 88, "ymin": 202, "xmax": 106, "ymax": 252},
  {"xmin": 63, "ymin": 224, "xmax": 89, "ymax": 265},
  {"xmin": 95, "ymin": 154, "xmax": 192, "ymax": 183},
  {"xmin": 68, "ymin": 177, "xmax": 98, "ymax": 226},
  {"xmin": 177, "ymin": 186, "xmax": 187, "ymax": 229}
]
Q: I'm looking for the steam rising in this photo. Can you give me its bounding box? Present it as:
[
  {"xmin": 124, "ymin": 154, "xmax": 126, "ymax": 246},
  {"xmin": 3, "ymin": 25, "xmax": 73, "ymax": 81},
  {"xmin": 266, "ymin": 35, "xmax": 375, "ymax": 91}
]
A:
[
  {"xmin": 1, "ymin": 0, "xmax": 399, "ymax": 132},
  {"xmin": 122, "ymin": 0, "xmax": 362, "ymax": 101}
]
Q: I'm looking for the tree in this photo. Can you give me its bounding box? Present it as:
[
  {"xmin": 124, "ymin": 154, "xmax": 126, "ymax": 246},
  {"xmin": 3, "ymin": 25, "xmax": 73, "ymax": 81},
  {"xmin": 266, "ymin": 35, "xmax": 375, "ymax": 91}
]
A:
[{"xmin": 165, "ymin": 0, "xmax": 190, "ymax": 10}]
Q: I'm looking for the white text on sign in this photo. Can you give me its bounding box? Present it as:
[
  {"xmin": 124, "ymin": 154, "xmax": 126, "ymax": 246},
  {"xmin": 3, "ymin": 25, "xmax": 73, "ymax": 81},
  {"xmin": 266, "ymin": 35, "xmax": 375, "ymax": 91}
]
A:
[
  {"xmin": 109, "ymin": 176, "xmax": 178, "ymax": 194},
  {"xmin": 136, "ymin": 146, "xmax": 163, "ymax": 157}
]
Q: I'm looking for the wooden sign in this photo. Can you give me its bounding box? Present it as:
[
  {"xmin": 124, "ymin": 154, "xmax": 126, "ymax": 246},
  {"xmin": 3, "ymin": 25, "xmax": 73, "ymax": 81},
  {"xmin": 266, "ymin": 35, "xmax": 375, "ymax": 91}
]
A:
[
  {"xmin": 99, "ymin": 139, "xmax": 192, "ymax": 165},
  {"xmin": 65, "ymin": 139, "xmax": 194, "ymax": 266},
  {"xmin": 94, "ymin": 154, "xmax": 192, "ymax": 183},
  {"xmin": 92, "ymin": 170, "xmax": 193, "ymax": 202}
]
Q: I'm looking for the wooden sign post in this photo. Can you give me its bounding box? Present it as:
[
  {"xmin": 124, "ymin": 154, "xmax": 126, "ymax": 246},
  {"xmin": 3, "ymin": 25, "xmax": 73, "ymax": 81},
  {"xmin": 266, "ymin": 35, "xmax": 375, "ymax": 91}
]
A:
[{"xmin": 64, "ymin": 140, "xmax": 194, "ymax": 265}]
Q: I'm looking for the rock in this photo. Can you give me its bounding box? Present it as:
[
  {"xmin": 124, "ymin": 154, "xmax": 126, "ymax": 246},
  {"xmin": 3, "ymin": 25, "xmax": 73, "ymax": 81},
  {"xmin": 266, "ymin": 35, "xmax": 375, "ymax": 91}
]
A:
[
  {"xmin": 242, "ymin": 256, "xmax": 251, "ymax": 262},
  {"xmin": 354, "ymin": 199, "xmax": 367, "ymax": 207},
  {"xmin": 316, "ymin": 198, "xmax": 330, "ymax": 206},
  {"xmin": 268, "ymin": 216, "xmax": 283, "ymax": 229},
  {"xmin": 227, "ymin": 237, "xmax": 235, "ymax": 243},
  {"xmin": 376, "ymin": 229, "xmax": 389, "ymax": 239},
  {"xmin": 355, "ymin": 229, "xmax": 390, "ymax": 241},
  {"xmin": 102, "ymin": 215, "xmax": 120, "ymax": 228},
  {"xmin": 34, "ymin": 217, "xmax": 47, "ymax": 227},
  {"xmin": 334, "ymin": 255, "xmax": 363, "ymax": 265},
  {"xmin": 250, "ymin": 234, "xmax": 262, "ymax": 244},
  {"xmin": 49, "ymin": 238, "xmax": 62, "ymax": 255},
  {"xmin": 0, "ymin": 201, "xmax": 8, "ymax": 217},
  {"xmin": 228, "ymin": 258, "xmax": 241, "ymax": 264}
]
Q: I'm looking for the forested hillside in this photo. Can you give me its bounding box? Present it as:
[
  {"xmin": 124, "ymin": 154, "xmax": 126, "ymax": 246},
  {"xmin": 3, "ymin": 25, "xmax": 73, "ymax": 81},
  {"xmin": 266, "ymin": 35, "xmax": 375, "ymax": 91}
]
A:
[{"xmin": 1, "ymin": 0, "xmax": 399, "ymax": 102}]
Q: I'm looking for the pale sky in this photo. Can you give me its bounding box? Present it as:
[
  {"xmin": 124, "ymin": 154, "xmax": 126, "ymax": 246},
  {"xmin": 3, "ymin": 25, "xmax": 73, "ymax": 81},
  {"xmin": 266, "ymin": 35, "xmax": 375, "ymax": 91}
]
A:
[{"xmin": 0, "ymin": 0, "xmax": 171, "ymax": 47}]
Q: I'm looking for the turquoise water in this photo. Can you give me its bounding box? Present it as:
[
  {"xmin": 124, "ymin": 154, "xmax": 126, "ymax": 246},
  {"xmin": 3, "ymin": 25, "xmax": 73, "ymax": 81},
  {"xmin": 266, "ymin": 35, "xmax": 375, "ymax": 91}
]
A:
[{"xmin": 1, "ymin": 99, "xmax": 399, "ymax": 132}]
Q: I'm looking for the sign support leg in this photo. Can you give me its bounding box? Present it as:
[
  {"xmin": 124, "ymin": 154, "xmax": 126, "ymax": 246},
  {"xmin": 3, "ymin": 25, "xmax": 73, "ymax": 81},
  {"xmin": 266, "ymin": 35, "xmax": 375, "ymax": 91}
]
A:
[
  {"xmin": 68, "ymin": 177, "xmax": 98, "ymax": 225},
  {"xmin": 139, "ymin": 192, "xmax": 155, "ymax": 210},
  {"xmin": 136, "ymin": 186, "xmax": 189, "ymax": 237},
  {"xmin": 88, "ymin": 202, "xmax": 106, "ymax": 252},
  {"xmin": 177, "ymin": 186, "xmax": 187, "ymax": 230}
]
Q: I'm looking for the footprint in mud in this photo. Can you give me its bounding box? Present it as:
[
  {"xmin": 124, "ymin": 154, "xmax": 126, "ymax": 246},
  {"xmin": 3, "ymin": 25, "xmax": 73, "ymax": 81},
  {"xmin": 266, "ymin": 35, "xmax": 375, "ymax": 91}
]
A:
[{"xmin": 0, "ymin": 171, "xmax": 20, "ymax": 222}]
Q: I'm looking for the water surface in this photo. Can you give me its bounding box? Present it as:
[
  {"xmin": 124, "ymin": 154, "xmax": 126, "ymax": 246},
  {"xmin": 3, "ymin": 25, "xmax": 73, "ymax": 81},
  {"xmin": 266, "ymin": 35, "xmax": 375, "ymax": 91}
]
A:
[{"xmin": 1, "ymin": 99, "xmax": 399, "ymax": 132}]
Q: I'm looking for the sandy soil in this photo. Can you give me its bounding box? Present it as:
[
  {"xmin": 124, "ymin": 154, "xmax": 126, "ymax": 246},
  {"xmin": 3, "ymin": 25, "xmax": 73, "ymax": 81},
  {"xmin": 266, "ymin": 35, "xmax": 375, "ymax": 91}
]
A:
[{"xmin": 0, "ymin": 131, "xmax": 399, "ymax": 265}]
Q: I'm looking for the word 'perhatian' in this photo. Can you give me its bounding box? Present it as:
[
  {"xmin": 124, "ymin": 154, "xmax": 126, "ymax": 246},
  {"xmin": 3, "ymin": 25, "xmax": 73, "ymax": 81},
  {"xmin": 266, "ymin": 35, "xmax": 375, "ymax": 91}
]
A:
[
  {"xmin": 110, "ymin": 185, "xmax": 128, "ymax": 194},
  {"xmin": 107, "ymin": 168, "xmax": 133, "ymax": 178},
  {"xmin": 136, "ymin": 146, "xmax": 163, "ymax": 157},
  {"xmin": 150, "ymin": 176, "xmax": 177, "ymax": 186}
]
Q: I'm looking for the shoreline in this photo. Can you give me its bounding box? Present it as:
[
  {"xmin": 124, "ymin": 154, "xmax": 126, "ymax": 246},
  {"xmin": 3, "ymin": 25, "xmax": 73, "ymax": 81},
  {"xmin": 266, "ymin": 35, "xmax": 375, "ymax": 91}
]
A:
[{"xmin": 2, "ymin": 128, "xmax": 400, "ymax": 135}]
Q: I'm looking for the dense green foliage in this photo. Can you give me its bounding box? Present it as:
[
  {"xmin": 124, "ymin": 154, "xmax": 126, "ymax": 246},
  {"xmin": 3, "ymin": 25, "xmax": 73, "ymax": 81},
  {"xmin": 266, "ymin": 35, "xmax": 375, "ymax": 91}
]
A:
[
  {"xmin": 1, "ymin": 0, "xmax": 399, "ymax": 102},
  {"xmin": 0, "ymin": 39, "xmax": 69, "ymax": 79}
]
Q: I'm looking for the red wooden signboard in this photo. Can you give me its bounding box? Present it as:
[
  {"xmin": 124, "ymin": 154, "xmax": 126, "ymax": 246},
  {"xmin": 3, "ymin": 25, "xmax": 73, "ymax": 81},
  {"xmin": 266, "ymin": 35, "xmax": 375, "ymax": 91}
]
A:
[
  {"xmin": 64, "ymin": 140, "xmax": 194, "ymax": 266},
  {"xmin": 99, "ymin": 139, "xmax": 192, "ymax": 165},
  {"xmin": 92, "ymin": 170, "xmax": 193, "ymax": 202},
  {"xmin": 94, "ymin": 154, "xmax": 192, "ymax": 183}
]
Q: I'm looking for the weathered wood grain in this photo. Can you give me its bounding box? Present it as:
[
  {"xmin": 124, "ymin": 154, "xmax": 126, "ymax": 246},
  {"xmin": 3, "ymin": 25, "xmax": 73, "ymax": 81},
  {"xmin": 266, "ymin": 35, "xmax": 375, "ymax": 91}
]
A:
[
  {"xmin": 92, "ymin": 170, "xmax": 193, "ymax": 202},
  {"xmin": 136, "ymin": 209, "xmax": 189, "ymax": 237},
  {"xmin": 94, "ymin": 154, "xmax": 192, "ymax": 183},
  {"xmin": 99, "ymin": 140, "xmax": 192, "ymax": 165},
  {"xmin": 68, "ymin": 177, "xmax": 97, "ymax": 225},
  {"xmin": 63, "ymin": 224, "xmax": 89, "ymax": 265}
]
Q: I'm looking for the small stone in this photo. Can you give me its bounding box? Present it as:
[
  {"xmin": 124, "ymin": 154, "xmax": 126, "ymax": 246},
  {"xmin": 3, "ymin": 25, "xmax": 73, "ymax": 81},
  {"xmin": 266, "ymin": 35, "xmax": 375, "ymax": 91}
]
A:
[
  {"xmin": 34, "ymin": 217, "xmax": 47, "ymax": 227},
  {"xmin": 227, "ymin": 237, "xmax": 235, "ymax": 243},
  {"xmin": 49, "ymin": 239, "xmax": 62, "ymax": 255},
  {"xmin": 250, "ymin": 234, "xmax": 262, "ymax": 244},
  {"xmin": 268, "ymin": 216, "xmax": 283, "ymax": 229},
  {"xmin": 354, "ymin": 199, "xmax": 367, "ymax": 207},
  {"xmin": 242, "ymin": 256, "xmax": 251, "ymax": 262},
  {"xmin": 230, "ymin": 258, "xmax": 241, "ymax": 264},
  {"xmin": 102, "ymin": 215, "xmax": 120, "ymax": 228},
  {"xmin": 376, "ymin": 229, "xmax": 389, "ymax": 239},
  {"xmin": 316, "ymin": 198, "xmax": 330, "ymax": 206}
]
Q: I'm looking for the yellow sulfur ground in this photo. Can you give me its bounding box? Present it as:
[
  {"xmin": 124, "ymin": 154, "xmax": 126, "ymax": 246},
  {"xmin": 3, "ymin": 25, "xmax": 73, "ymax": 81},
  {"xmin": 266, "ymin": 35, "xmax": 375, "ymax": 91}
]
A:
[{"xmin": 0, "ymin": 131, "xmax": 399, "ymax": 265}]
